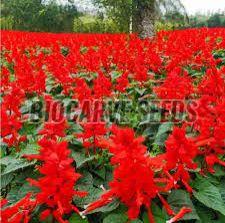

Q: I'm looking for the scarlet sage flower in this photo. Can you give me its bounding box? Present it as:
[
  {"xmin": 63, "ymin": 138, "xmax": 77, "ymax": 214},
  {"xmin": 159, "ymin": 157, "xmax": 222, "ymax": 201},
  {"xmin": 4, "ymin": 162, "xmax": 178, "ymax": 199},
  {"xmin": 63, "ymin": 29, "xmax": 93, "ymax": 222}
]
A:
[
  {"xmin": 1, "ymin": 106, "xmax": 22, "ymax": 139},
  {"xmin": 14, "ymin": 54, "xmax": 46, "ymax": 94},
  {"xmin": 93, "ymin": 72, "xmax": 112, "ymax": 99},
  {"xmin": 154, "ymin": 67, "xmax": 193, "ymax": 100},
  {"xmin": 73, "ymin": 78, "xmax": 92, "ymax": 104},
  {"xmin": 1, "ymin": 89, "xmax": 26, "ymax": 148},
  {"xmin": 115, "ymin": 72, "xmax": 129, "ymax": 92},
  {"xmin": 165, "ymin": 127, "xmax": 198, "ymax": 192},
  {"xmin": 86, "ymin": 126, "xmax": 191, "ymax": 222},
  {"xmin": 25, "ymin": 139, "xmax": 87, "ymax": 223},
  {"xmin": 39, "ymin": 95, "xmax": 68, "ymax": 139},
  {"xmin": 85, "ymin": 126, "xmax": 158, "ymax": 220},
  {"xmin": 0, "ymin": 66, "xmax": 10, "ymax": 89},
  {"xmin": 191, "ymin": 68, "xmax": 225, "ymax": 171},
  {"xmin": 0, "ymin": 193, "xmax": 35, "ymax": 223},
  {"xmin": 165, "ymin": 127, "xmax": 198, "ymax": 170},
  {"xmin": 76, "ymin": 122, "xmax": 107, "ymax": 151},
  {"xmin": 39, "ymin": 119, "xmax": 68, "ymax": 140}
]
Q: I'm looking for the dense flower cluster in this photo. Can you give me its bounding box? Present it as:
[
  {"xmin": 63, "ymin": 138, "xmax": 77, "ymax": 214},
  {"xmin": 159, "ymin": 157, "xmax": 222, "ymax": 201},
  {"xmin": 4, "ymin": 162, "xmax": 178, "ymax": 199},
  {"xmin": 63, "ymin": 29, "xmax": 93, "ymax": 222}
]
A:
[
  {"xmin": 85, "ymin": 126, "xmax": 192, "ymax": 222},
  {"xmin": 1, "ymin": 28, "xmax": 225, "ymax": 222},
  {"xmin": 1, "ymin": 96, "xmax": 87, "ymax": 223}
]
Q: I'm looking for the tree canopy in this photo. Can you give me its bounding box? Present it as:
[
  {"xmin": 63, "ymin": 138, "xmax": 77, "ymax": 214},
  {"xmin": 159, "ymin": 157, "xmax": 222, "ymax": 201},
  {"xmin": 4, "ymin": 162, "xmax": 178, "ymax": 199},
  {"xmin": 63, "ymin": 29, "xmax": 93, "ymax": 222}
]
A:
[
  {"xmin": 92, "ymin": 0, "xmax": 188, "ymax": 34},
  {"xmin": 1, "ymin": 0, "xmax": 79, "ymax": 32}
]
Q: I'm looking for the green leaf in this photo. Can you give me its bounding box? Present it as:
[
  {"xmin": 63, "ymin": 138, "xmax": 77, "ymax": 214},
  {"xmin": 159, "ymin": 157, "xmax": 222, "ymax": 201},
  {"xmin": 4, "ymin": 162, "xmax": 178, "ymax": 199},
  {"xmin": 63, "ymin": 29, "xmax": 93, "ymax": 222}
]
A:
[
  {"xmin": 0, "ymin": 173, "xmax": 14, "ymax": 189},
  {"xmin": 167, "ymin": 189, "xmax": 199, "ymax": 220},
  {"xmin": 2, "ymin": 159, "xmax": 35, "ymax": 175},
  {"xmin": 131, "ymin": 220, "xmax": 143, "ymax": 223},
  {"xmin": 193, "ymin": 177, "xmax": 225, "ymax": 216},
  {"xmin": 69, "ymin": 214, "xmax": 88, "ymax": 223},
  {"xmin": 88, "ymin": 199, "xmax": 120, "ymax": 214},
  {"xmin": 76, "ymin": 171, "xmax": 94, "ymax": 189},
  {"xmin": 103, "ymin": 213, "xmax": 128, "ymax": 223},
  {"xmin": 152, "ymin": 202, "xmax": 168, "ymax": 222},
  {"xmin": 72, "ymin": 150, "xmax": 95, "ymax": 169},
  {"xmin": 19, "ymin": 122, "xmax": 38, "ymax": 135},
  {"xmin": 19, "ymin": 142, "xmax": 39, "ymax": 156},
  {"xmin": 1, "ymin": 156, "xmax": 18, "ymax": 166},
  {"xmin": 142, "ymin": 124, "xmax": 159, "ymax": 137},
  {"xmin": 195, "ymin": 203, "xmax": 225, "ymax": 223},
  {"xmin": 154, "ymin": 122, "xmax": 173, "ymax": 146},
  {"xmin": 74, "ymin": 171, "xmax": 103, "ymax": 208},
  {"xmin": 92, "ymin": 167, "xmax": 106, "ymax": 180},
  {"xmin": 111, "ymin": 71, "xmax": 122, "ymax": 81},
  {"xmin": 18, "ymin": 182, "xmax": 39, "ymax": 198},
  {"xmin": 206, "ymin": 173, "xmax": 220, "ymax": 186},
  {"xmin": 135, "ymin": 87, "xmax": 146, "ymax": 96},
  {"xmin": 156, "ymin": 122, "xmax": 173, "ymax": 136},
  {"xmin": 142, "ymin": 213, "xmax": 152, "ymax": 223},
  {"xmin": 212, "ymin": 165, "xmax": 225, "ymax": 177},
  {"xmin": 195, "ymin": 203, "xmax": 215, "ymax": 223},
  {"xmin": 7, "ymin": 182, "xmax": 39, "ymax": 204},
  {"xmin": 74, "ymin": 186, "xmax": 102, "ymax": 208},
  {"xmin": 219, "ymin": 178, "xmax": 225, "ymax": 204}
]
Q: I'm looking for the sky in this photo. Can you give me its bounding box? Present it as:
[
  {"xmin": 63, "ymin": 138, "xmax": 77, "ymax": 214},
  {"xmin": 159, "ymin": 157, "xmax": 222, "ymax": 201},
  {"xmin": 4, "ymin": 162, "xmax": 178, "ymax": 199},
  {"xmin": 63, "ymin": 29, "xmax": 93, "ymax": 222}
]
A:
[
  {"xmin": 181, "ymin": 0, "xmax": 225, "ymax": 15},
  {"xmin": 62, "ymin": 0, "xmax": 225, "ymax": 15}
]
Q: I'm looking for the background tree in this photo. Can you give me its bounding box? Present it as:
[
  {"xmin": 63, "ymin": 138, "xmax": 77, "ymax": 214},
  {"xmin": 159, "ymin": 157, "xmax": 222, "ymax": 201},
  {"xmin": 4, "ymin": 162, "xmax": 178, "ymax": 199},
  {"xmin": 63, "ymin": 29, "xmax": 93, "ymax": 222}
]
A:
[
  {"xmin": 189, "ymin": 12, "xmax": 225, "ymax": 28},
  {"xmin": 1, "ymin": 0, "xmax": 43, "ymax": 31},
  {"xmin": 92, "ymin": 0, "xmax": 188, "ymax": 37},
  {"xmin": 0, "ymin": 0, "xmax": 79, "ymax": 32},
  {"xmin": 38, "ymin": 0, "xmax": 79, "ymax": 32},
  {"xmin": 208, "ymin": 13, "xmax": 222, "ymax": 27}
]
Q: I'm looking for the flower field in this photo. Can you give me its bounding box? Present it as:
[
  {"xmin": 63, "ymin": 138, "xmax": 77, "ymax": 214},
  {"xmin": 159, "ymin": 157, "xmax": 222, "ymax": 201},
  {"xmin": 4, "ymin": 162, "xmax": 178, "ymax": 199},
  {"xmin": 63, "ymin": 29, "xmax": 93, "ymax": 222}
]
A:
[{"xmin": 1, "ymin": 28, "xmax": 225, "ymax": 223}]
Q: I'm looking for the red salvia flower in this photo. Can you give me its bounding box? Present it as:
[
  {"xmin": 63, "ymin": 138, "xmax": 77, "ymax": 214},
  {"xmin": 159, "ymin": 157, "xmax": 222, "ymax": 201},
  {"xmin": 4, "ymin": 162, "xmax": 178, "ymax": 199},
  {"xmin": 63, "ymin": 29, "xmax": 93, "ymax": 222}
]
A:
[
  {"xmin": 25, "ymin": 139, "xmax": 87, "ymax": 222},
  {"xmin": 154, "ymin": 67, "xmax": 193, "ymax": 100},
  {"xmin": 0, "ymin": 193, "xmax": 35, "ymax": 223},
  {"xmin": 165, "ymin": 127, "xmax": 198, "ymax": 192}
]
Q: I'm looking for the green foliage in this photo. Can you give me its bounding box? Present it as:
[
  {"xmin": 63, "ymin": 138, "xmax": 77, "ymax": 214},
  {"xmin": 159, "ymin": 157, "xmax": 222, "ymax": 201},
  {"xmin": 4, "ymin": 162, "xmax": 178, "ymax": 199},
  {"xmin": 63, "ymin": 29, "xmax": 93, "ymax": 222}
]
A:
[
  {"xmin": 0, "ymin": 174, "xmax": 14, "ymax": 189},
  {"xmin": 1, "ymin": 0, "xmax": 42, "ymax": 30},
  {"xmin": 69, "ymin": 214, "xmax": 89, "ymax": 223},
  {"xmin": 74, "ymin": 16, "xmax": 119, "ymax": 33},
  {"xmin": 93, "ymin": 0, "xmax": 132, "ymax": 32},
  {"xmin": 93, "ymin": 0, "xmax": 188, "ymax": 33},
  {"xmin": 0, "ymin": 0, "xmax": 79, "ymax": 32},
  {"xmin": 193, "ymin": 176, "xmax": 225, "ymax": 216},
  {"xmin": 103, "ymin": 213, "xmax": 128, "ymax": 223},
  {"xmin": 1, "ymin": 156, "xmax": 36, "ymax": 175},
  {"xmin": 0, "ymin": 16, "xmax": 13, "ymax": 30},
  {"xmin": 195, "ymin": 204, "xmax": 225, "ymax": 223},
  {"xmin": 155, "ymin": 21, "xmax": 187, "ymax": 32},
  {"xmin": 189, "ymin": 12, "xmax": 225, "ymax": 28},
  {"xmin": 1, "ymin": 27, "xmax": 225, "ymax": 223},
  {"xmin": 154, "ymin": 122, "xmax": 173, "ymax": 146},
  {"xmin": 167, "ymin": 190, "xmax": 199, "ymax": 220},
  {"xmin": 142, "ymin": 202, "xmax": 167, "ymax": 223}
]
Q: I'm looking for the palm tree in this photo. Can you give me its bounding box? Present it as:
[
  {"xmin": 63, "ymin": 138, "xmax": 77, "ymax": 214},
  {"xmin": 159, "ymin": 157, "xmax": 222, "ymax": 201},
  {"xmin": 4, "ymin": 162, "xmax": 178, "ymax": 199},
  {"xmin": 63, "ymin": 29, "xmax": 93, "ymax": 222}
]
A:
[{"xmin": 93, "ymin": 0, "xmax": 188, "ymax": 37}]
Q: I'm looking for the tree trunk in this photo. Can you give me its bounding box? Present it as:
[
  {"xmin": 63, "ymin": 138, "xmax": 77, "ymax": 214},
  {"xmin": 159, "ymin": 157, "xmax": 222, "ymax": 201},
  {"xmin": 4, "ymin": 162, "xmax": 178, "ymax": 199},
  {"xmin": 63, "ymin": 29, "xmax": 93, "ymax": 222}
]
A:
[{"xmin": 133, "ymin": 0, "xmax": 155, "ymax": 38}]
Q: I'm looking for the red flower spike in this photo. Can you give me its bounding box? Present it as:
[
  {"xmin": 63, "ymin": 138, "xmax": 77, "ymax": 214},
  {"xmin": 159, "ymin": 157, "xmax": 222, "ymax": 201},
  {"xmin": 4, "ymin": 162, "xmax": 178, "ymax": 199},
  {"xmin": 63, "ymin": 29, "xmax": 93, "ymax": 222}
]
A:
[
  {"xmin": 25, "ymin": 139, "xmax": 87, "ymax": 222},
  {"xmin": 85, "ymin": 126, "xmax": 158, "ymax": 220},
  {"xmin": 165, "ymin": 127, "xmax": 198, "ymax": 190},
  {"xmin": 154, "ymin": 67, "xmax": 193, "ymax": 101}
]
